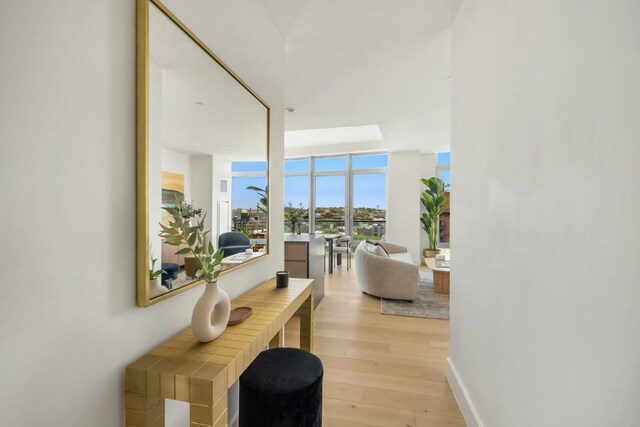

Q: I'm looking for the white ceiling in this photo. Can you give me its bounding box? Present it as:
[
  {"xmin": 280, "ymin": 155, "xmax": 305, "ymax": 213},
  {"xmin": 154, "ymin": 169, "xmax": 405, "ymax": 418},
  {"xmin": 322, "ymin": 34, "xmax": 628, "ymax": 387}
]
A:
[
  {"xmin": 285, "ymin": 125, "xmax": 382, "ymax": 148},
  {"xmin": 260, "ymin": 0, "xmax": 461, "ymax": 154},
  {"xmin": 150, "ymin": 3, "xmax": 268, "ymax": 161}
]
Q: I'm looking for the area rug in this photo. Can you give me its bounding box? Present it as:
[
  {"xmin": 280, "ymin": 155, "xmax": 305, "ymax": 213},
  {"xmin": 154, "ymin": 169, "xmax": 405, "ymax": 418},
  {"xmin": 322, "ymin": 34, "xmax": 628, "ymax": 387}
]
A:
[{"xmin": 380, "ymin": 269, "xmax": 449, "ymax": 320}]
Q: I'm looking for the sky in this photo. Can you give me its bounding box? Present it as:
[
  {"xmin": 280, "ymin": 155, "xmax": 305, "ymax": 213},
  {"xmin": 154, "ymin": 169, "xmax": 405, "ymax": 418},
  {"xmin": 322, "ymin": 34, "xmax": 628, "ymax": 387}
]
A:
[
  {"xmin": 232, "ymin": 176, "xmax": 267, "ymax": 210},
  {"xmin": 437, "ymin": 152, "xmax": 451, "ymax": 187},
  {"xmin": 285, "ymin": 154, "xmax": 388, "ymax": 209},
  {"xmin": 232, "ymin": 153, "xmax": 449, "ymax": 210}
]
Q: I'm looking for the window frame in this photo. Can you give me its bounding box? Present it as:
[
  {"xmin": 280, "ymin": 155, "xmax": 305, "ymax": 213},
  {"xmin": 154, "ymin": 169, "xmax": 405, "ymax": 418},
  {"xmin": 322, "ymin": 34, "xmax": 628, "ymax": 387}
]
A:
[
  {"xmin": 284, "ymin": 152, "xmax": 388, "ymax": 235},
  {"xmin": 436, "ymin": 152, "xmax": 451, "ymax": 191}
]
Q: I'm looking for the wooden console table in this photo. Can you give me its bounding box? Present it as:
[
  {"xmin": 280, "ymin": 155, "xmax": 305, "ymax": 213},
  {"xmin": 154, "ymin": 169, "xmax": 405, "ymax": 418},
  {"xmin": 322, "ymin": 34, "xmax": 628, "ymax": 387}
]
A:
[{"xmin": 126, "ymin": 278, "xmax": 314, "ymax": 427}]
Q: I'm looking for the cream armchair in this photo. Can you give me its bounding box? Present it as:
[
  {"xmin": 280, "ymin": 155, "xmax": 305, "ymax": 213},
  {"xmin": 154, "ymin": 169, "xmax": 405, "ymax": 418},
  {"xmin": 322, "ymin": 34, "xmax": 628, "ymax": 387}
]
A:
[{"xmin": 354, "ymin": 241, "xmax": 419, "ymax": 301}]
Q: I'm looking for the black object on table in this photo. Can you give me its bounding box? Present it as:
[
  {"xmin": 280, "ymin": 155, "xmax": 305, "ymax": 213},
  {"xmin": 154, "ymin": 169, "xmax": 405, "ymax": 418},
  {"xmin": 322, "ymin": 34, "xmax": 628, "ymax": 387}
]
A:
[
  {"xmin": 239, "ymin": 348, "xmax": 323, "ymax": 427},
  {"xmin": 276, "ymin": 271, "xmax": 289, "ymax": 288}
]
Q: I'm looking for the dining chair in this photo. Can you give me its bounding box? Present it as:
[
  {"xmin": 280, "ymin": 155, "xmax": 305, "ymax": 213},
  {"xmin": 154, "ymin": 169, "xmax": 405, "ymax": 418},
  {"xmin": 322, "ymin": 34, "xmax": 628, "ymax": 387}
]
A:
[{"xmin": 333, "ymin": 235, "xmax": 352, "ymax": 271}]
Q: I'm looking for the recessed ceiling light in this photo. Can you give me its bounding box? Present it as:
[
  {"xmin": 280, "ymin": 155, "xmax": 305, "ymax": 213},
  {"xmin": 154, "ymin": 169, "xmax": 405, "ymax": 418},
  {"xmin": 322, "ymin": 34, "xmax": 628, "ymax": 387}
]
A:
[{"xmin": 285, "ymin": 107, "xmax": 296, "ymax": 113}]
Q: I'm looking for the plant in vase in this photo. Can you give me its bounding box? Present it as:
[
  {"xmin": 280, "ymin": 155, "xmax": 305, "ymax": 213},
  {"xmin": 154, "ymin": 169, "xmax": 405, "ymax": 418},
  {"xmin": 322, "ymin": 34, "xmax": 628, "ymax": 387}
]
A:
[
  {"xmin": 159, "ymin": 202, "xmax": 230, "ymax": 343},
  {"xmin": 285, "ymin": 202, "xmax": 306, "ymax": 235},
  {"xmin": 420, "ymin": 177, "xmax": 448, "ymax": 259},
  {"xmin": 149, "ymin": 248, "xmax": 167, "ymax": 298}
]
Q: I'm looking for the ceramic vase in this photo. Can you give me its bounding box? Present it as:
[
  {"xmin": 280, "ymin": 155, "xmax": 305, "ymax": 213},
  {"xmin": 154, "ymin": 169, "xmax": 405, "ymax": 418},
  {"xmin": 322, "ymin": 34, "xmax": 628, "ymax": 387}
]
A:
[{"xmin": 191, "ymin": 281, "xmax": 231, "ymax": 343}]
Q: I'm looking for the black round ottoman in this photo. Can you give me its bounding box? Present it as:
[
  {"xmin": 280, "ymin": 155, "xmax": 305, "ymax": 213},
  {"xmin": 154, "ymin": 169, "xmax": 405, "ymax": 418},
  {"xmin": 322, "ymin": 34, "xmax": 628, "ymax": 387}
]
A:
[{"xmin": 239, "ymin": 348, "xmax": 323, "ymax": 427}]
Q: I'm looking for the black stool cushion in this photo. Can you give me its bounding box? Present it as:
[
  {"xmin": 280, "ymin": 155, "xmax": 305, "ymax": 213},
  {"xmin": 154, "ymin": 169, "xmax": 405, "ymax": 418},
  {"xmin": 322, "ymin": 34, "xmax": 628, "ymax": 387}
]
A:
[{"xmin": 240, "ymin": 348, "xmax": 323, "ymax": 427}]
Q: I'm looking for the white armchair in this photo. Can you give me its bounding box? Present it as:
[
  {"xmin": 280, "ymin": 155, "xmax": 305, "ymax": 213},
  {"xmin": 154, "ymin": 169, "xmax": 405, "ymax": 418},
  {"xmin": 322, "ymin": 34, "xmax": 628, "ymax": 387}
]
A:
[{"xmin": 354, "ymin": 241, "xmax": 419, "ymax": 301}]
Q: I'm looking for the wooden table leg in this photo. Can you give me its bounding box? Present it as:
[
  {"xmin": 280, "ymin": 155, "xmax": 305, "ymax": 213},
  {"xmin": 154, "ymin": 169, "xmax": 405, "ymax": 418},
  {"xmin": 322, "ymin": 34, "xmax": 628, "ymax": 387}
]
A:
[
  {"xmin": 189, "ymin": 364, "xmax": 229, "ymax": 427},
  {"xmin": 433, "ymin": 271, "xmax": 450, "ymax": 294},
  {"xmin": 269, "ymin": 327, "xmax": 284, "ymax": 348},
  {"xmin": 126, "ymin": 355, "xmax": 166, "ymax": 427},
  {"xmin": 190, "ymin": 392, "xmax": 228, "ymax": 427},
  {"xmin": 125, "ymin": 392, "xmax": 165, "ymax": 427},
  {"xmin": 299, "ymin": 293, "xmax": 314, "ymax": 352}
]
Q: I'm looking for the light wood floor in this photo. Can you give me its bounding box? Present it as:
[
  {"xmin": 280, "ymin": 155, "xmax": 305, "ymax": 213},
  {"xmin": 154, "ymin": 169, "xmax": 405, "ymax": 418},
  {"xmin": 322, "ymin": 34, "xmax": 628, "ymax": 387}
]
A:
[{"xmin": 285, "ymin": 261, "xmax": 465, "ymax": 427}]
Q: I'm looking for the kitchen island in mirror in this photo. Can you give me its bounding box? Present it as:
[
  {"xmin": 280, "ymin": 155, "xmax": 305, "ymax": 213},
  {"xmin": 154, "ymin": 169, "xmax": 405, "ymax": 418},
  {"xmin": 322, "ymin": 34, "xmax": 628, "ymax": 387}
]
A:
[{"xmin": 137, "ymin": 0, "xmax": 270, "ymax": 306}]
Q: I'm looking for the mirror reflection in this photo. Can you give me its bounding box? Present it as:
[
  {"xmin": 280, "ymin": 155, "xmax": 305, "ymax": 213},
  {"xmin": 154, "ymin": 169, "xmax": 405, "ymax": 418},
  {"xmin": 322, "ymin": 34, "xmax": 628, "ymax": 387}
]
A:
[{"xmin": 146, "ymin": 2, "xmax": 269, "ymax": 300}]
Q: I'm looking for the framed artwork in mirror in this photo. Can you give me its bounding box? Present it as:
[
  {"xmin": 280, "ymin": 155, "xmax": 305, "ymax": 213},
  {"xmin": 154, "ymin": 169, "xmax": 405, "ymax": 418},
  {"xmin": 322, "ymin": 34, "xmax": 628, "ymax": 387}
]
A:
[{"xmin": 136, "ymin": 0, "xmax": 270, "ymax": 306}]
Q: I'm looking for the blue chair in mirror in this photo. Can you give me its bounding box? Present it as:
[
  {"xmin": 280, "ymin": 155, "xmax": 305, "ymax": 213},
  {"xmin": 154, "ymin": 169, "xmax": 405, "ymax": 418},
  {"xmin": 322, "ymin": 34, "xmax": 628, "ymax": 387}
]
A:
[
  {"xmin": 161, "ymin": 263, "xmax": 180, "ymax": 289},
  {"xmin": 218, "ymin": 232, "xmax": 251, "ymax": 257}
]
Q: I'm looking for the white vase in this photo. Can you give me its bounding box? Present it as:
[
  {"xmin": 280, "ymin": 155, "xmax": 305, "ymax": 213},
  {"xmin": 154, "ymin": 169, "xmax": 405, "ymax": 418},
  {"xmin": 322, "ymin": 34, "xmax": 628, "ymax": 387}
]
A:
[{"xmin": 191, "ymin": 281, "xmax": 231, "ymax": 343}]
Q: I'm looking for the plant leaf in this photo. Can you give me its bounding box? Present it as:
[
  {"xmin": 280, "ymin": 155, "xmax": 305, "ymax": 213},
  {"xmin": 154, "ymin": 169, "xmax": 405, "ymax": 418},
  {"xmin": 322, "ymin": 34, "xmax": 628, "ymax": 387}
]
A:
[
  {"xmin": 187, "ymin": 232, "xmax": 197, "ymax": 246},
  {"xmin": 164, "ymin": 236, "xmax": 182, "ymax": 246},
  {"xmin": 162, "ymin": 207, "xmax": 179, "ymax": 217}
]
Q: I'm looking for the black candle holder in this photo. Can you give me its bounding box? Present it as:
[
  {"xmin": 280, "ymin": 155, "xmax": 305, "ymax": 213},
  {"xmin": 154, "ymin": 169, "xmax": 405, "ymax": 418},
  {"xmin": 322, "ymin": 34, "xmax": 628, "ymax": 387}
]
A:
[{"xmin": 276, "ymin": 271, "xmax": 289, "ymax": 288}]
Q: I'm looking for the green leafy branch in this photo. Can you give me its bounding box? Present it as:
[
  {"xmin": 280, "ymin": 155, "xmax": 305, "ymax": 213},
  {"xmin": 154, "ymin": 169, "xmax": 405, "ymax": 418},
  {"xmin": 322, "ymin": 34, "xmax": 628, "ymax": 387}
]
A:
[
  {"xmin": 159, "ymin": 203, "xmax": 223, "ymax": 283},
  {"xmin": 149, "ymin": 246, "xmax": 165, "ymax": 281},
  {"xmin": 246, "ymin": 185, "xmax": 268, "ymax": 214}
]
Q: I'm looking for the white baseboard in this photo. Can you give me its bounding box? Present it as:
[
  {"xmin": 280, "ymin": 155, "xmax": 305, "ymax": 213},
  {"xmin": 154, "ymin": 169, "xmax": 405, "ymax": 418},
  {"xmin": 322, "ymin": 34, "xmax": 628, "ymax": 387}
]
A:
[{"xmin": 446, "ymin": 357, "xmax": 484, "ymax": 427}]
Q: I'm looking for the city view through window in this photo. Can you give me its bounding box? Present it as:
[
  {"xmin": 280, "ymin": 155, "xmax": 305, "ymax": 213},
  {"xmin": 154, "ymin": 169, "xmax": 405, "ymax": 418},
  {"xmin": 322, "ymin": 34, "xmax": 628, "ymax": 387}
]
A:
[
  {"xmin": 436, "ymin": 152, "xmax": 451, "ymax": 244},
  {"xmin": 231, "ymin": 162, "xmax": 268, "ymax": 245},
  {"xmin": 285, "ymin": 153, "xmax": 388, "ymax": 246},
  {"xmin": 230, "ymin": 153, "xmax": 448, "ymax": 247}
]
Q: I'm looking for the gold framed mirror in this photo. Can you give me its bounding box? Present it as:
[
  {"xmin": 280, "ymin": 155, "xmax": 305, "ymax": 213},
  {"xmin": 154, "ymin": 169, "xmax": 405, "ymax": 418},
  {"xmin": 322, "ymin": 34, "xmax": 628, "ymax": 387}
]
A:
[{"xmin": 137, "ymin": 0, "xmax": 270, "ymax": 307}]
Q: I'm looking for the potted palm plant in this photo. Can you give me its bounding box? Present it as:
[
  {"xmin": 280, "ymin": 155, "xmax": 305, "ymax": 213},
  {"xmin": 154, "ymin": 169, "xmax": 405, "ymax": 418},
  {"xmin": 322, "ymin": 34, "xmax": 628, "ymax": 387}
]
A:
[
  {"xmin": 285, "ymin": 202, "xmax": 306, "ymax": 235},
  {"xmin": 159, "ymin": 202, "xmax": 230, "ymax": 343},
  {"xmin": 420, "ymin": 177, "xmax": 448, "ymax": 258}
]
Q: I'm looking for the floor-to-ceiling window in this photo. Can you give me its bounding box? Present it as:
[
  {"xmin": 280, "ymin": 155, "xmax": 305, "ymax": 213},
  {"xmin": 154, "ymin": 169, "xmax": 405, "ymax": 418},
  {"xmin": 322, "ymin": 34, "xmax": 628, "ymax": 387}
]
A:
[
  {"xmin": 436, "ymin": 152, "xmax": 450, "ymax": 245},
  {"xmin": 284, "ymin": 153, "xmax": 388, "ymax": 244},
  {"xmin": 314, "ymin": 156, "xmax": 347, "ymax": 234},
  {"xmin": 284, "ymin": 158, "xmax": 310, "ymax": 233},
  {"xmin": 231, "ymin": 161, "xmax": 268, "ymax": 240},
  {"xmin": 351, "ymin": 153, "xmax": 388, "ymax": 243},
  {"xmin": 436, "ymin": 152, "xmax": 450, "ymax": 188}
]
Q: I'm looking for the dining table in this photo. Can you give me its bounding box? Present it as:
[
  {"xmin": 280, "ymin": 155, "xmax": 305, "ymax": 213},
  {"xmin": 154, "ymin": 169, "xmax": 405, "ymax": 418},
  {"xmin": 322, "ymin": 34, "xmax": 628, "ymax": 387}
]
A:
[{"xmin": 322, "ymin": 233, "xmax": 341, "ymax": 274}]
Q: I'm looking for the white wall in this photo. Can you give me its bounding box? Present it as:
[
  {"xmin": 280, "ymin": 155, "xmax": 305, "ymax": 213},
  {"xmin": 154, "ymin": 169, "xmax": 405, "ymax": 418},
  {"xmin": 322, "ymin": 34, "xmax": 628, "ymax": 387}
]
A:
[
  {"xmin": 449, "ymin": 1, "xmax": 640, "ymax": 426},
  {"xmin": 149, "ymin": 61, "xmax": 164, "ymax": 262},
  {"xmin": 212, "ymin": 157, "xmax": 232, "ymax": 237},
  {"xmin": 190, "ymin": 155, "xmax": 214, "ymax": 243},
  {"xmin": 162, "ymin": 148, "xmax": 193, "ymax": 200},
  {"xmin": 386, "ymin": 151, "xmax": 422, "ymax": 261},
  {"xmin": 0, "ymin": 1, "xmax": 284, "ymax": 426}
]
